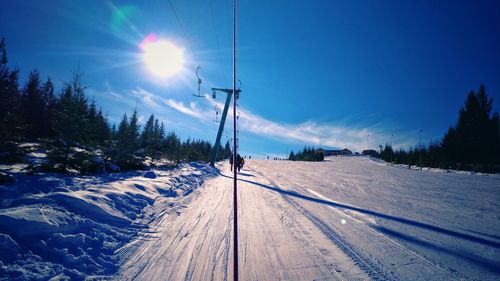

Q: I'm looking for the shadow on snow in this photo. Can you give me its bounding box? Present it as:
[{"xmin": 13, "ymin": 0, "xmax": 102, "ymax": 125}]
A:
[{"xmin": 219, "ymin": 171, "xmax": 500, "ymax": 274}]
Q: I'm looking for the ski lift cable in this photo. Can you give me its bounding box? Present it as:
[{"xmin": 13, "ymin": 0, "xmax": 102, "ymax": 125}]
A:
[
  {"xmin": 167, "ymin": 0, "xmax": 214, "ymax": 91},
  {"xmin": 208, "ymin": 0, "xmax": 226, "ymax": 67}
]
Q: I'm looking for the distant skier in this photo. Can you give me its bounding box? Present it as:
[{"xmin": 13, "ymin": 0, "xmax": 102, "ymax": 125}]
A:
[
  {"xmin": 229, "ymin": 156, "xmax": 233, "ymax": 171},
  {"xmin": 240, "ymin": 158, "xmax": 245, "ymax": 170},
  {"xmin": 236, "ymin": 154, "xmax": 243, "ymax": 172}
]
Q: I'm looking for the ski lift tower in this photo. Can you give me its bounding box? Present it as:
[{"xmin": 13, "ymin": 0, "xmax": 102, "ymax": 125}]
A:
[
  {"xmin": 209, "ymin": 87, "xmax": 241, "ymax": 166},
  {"xmin": 192, "ymin": 67, "xmax": 241, "ymax": 166}
]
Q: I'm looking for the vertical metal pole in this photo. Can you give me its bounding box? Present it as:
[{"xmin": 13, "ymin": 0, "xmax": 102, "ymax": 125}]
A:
[
  {"xmin": 390, "ymin": 134, "xmax": 394, "ymax": 165},
  {"xmin": 419, "ymin": 129, "xmax": 422, "ymax": 170},
  {"xmin": 232, "ymin": 0, "xmax": 238, "ymax": 280}
]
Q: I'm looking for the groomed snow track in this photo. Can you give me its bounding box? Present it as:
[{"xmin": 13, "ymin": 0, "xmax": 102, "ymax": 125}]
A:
[
  {"xmin": 257, "ymin": 171, "xmax": 392, "ymax": 281},
  {"xmin": 116, "ymin": 157, "xmax": 500, "ymax": 281}
]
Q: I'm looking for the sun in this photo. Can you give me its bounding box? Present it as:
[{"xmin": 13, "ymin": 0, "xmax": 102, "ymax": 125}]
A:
[{"xmin": 141, "ymin": 38, "xmax": 184, "ymax": 77}]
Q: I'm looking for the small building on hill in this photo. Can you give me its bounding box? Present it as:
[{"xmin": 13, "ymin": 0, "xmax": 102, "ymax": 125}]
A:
[
  {"xmin": 341, "ymin": 148, "xmax": 352, "ymax": 155},
  {"xmin": 362, "ymin": 149, "xmax": 378, "ymax": 156}
]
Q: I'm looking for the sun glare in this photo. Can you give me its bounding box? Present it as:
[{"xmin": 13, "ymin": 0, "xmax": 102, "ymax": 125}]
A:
[{"xmin": 141, "ymin": 38, "xmax": 184, "ymax": 78}]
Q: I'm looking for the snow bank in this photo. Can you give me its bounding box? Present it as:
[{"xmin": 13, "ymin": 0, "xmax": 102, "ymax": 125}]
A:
[{"xmin": 0, "ymin": 162, "xmax": 217, "ymax": 280}]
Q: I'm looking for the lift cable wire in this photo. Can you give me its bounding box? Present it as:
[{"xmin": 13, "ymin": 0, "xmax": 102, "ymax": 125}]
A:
[
  {"xmin": 167, "ymin": 0, "xmax": 214, "ymax": 91},
  {"xmin": 167, "ymin": 2, "xmax": 239, "ymax": 279},
  {"xmin": 209, "ymin": 0, "xmax": 226, "ymax": 68}
]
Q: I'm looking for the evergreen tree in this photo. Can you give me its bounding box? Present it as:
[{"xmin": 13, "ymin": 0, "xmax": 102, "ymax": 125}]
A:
[
  {"xmin": 0, "ymin": 38, "xmax": 23, "ymax": 160},
  {"xmin": 380, "ymin": 144, "xmax": 393, "ymax": 162},
  {"xmin": 71, "ymin": 73, "xmax": 89, "ymax": 144},
  {"xmin": 95, "ymin": 108, "xmax": 111, "ymax": 146},
  {"xmin": 0, "ymin": 38, "xmax": 232, "ymax": 169},
  {"xmin": 289, "ymin": 146, "xmax": 323, "ymax": 162},
  {"xmin": 441, "ymin": 85, "xmax": 499, "ymax": 168},
  {"xmin": 141, "ymin": 115, "xmax": 155, "ymax": 150},
  {"xmin": 51, "ymin": 74, "xmax": 90, "ymax": 144},
  {"xmin": 22, "ymin": 70, "xmax": 46, "ymax": 138},
  {"xmin": 491, "ymin": 112, "xmax": 500, "ymax": 164},
  {"xmin": 151, "ymin": 120, "xmax": 165, "ymax": 159},
  {"xmin": 53, "ymin": 84, "xmax": 75, "ymax": 141},
  {"xmin": 164, "ymin": 131, "xmax": 182, "ymax": 163},
  {"xmin": 115, "ymin": 113, "xmax": 129, "ymax": 166},
  {"xmin": 86, "ymin": 98, "xmax": 99, "ymax": 146},
  {"xmin": 222, "ymin": 141, "xmax": 232, "ymax": 159},
  {"xmin": 102, "ymin": 123, "xmax": 117, "ymax": 170},
  {"xmin": 114, "ymin": 110, "xmax": 143, "ymax": 169},
  {"xmin": 128, "ymin": 109, "xmax": 141, "ymax": 153},
  {"xmin": 41, "ymin": 77, "xmax": 56, "ymax": 137}
]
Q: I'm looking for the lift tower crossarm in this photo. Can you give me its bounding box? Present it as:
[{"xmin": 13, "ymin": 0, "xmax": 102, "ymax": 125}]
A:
[
  {"xmin": 209, "ymin": 88, "xmax": 242, "ymax": 166},
  {"xmin": 212, "ymin": 88, "xmax": 241, "ymax": 98}
]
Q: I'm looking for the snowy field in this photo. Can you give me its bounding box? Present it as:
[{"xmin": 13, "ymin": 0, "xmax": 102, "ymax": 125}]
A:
[
  {"xmin": 1, "ymin": 156, "xmax": 499, "ymax": 280},
  {"xmin": 117, "ymin": 157, "xmax": 500, "ymax": 281}
]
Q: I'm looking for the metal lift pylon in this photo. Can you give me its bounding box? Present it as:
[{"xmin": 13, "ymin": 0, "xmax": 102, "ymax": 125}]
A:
[{"xmin": 209, "ymin": 88, "xmax": 241, "ymax": 166}]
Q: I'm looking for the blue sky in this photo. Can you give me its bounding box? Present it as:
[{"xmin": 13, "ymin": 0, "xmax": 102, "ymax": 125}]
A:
[{"xmin": 1, "ymin": 0, "xmax": 499, "ymax": 157}]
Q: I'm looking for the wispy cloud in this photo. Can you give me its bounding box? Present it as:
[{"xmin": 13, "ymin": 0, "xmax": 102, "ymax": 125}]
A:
[
  {"xmin": 164, "ymin": 96, "xmax": 416, "ymax": 152},
  {"xmin": 131, "ymin": 87, "xmax": 160, "ymax": 109},
  {"xmin": 163, "ymin": 99, "xmax": 210, "ymax": 120},
  {"xmin": 238, "ymin": 110, "xmax": 374, "ymax": 151},
  {"xmin": 106, "ymin": 86, "xmax": 418, "ymax": 152},
  {"xmin": 105, "ymin": 80, "xmax": 124, "ymax": 100}
]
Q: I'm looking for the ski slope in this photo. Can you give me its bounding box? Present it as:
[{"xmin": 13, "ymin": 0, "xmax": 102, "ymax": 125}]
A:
[{"xmin": 116, "ymin": 157, "xmax": 500, "ymax": 281}]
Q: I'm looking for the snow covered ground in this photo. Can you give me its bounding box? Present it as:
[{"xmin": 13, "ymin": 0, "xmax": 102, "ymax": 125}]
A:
[
  {"xmin": 0, "ymin": 162, "xmax": 217, "ymax": 280},
  {"xmin": 2, "ymin": 156, "xmax": 499, "ymax": 280},
  {"xmin": 117, "ymin": 156, "xmax": 499, "ymax": 281}
]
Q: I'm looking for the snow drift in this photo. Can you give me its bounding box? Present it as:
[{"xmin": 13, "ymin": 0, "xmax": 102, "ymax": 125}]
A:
[{"xmin": 0, "ymin": 162, "xmax": 217, "ymax": 280}]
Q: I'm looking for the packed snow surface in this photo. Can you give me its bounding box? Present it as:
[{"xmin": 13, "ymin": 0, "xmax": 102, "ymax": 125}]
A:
[
  {"xmin": 117, "ymin": 157, "xmax": 500, "ymax": 281},
  {"xmin": 1, "ymin": 157, "xmax": 499, "ymax": 280},
  {"xmin": 0, "ymin": 162, "xmax": 217, "ymax": 280}
]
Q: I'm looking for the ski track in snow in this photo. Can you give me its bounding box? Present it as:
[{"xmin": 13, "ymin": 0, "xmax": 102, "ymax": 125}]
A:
[
  {"xmin": 246, "ymin": 157, "xmax": 499, "ymax": 281},
  {"xmin": 118, "ymin": 164, "xmax": 379, "ymax": 280},
  {"xmin": 251, "ymin": 169, "xmax": 389, "ymax": 281},
  {"xmin": 115, "ymin": 157, "xmax": 499, "ymax": 280},
  {"xmin": 305, "ymin": 187, "xmax": 435, "ymax": 266},
  {"xmin": 3, "ymin": 157, "xmax": 498, "ymax": 280}
]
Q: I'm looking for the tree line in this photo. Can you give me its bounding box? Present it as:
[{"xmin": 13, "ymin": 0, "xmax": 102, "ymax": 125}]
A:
[
  {"xmin": 288, "ymin": 85, "xmax": 499, "ymax": 173},
  {"xmin": 0, "ymin": 38, "xmax": 231, "ymax": 174},
  {"xmin": 379, "ymin": 85, "xmax": 499, "ymax": 173},
  {"xmin": 288, "ymin": 147, "xmax": 324, "ymax": 162}
]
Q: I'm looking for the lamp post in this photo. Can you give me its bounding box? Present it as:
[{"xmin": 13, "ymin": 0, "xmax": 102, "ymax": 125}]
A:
[
  {"xmin": 390, "ymin": 134, "xmax": 394, "ymax": 165},
  {"xmin": 366, "ymin": 134, "xmax": 370, "ymax": 151},
  {"xmin": 419, "ymin": 129, "xmax": 423, "ymax": 170}
]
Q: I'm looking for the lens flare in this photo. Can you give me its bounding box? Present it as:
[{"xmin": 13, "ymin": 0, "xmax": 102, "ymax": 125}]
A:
[
  {"xmin": 141, "ymin": 35, "xmax": 184, "ymax": 78},
  {"xmin": 111, "ymin": 5, "xmax": 139, "ymax": 33},
  {"xmin": 140, "ymin": 33, "xmax": 157, "ymax": 50}
]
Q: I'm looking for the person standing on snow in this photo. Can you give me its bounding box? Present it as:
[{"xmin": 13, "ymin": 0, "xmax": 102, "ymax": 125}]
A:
[
  {"xmin": 236, "ymin": 154, "xmax": 242, "ymax": 172},
  {"xmin": 229, "ymin": 156, "xmax": 233, "ymax": 171}
]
